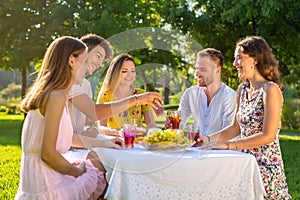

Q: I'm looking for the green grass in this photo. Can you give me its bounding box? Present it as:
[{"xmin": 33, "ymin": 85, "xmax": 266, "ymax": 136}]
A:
[
  {"xmin": 0, "ymin": 114, "xmax": 23, "ymax": 199},
  {"xmin": 0, "ymin": 113, "xmax": 299, "ymax": 199},
  {"xmin": 278, "ymin": 135, "xmax": 300, "ymax": 199}
]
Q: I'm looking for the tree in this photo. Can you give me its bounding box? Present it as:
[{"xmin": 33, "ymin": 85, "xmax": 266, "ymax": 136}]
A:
[
  {"xmin": 160, "ymin": 0, "xmax": 300, "ymax": 90},
  {"xmin": 2, "ymin": 0, "xmax": 298, "ymax": 105},
  {"xmin": 0, "ymin": 0, "xmax": 79, "ymax": 99},
  {"xmin": 73, "ymin": 1, "xmax": 199, "ymax": 103}
]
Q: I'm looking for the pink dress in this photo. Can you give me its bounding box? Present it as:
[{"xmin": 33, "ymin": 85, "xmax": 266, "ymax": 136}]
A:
[{"xmin": 15, "ymin": 105, "xmax": 106, "ymax": 200}]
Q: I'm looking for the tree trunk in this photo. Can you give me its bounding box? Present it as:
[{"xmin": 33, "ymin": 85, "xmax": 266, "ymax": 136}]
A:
[
  {"xmin": 21, "ymin": 68, "xmax": 27, "ymax": 98},
  {"xmin": 163, "ymin": 76, "xmax": 170, "ymax": 105},
  {"xmin": 21, "ymin": 68, "xmax": 27, "ymax": 119}
]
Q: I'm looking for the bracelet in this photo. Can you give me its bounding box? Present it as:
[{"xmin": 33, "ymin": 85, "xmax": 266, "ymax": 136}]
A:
[
  {"xmin": 134, "ymin": 94, "xmax": 139, "ymax": 105},
  {"xmin": 206, "ymin": 136, "xmax": 210, "ymax": 142}
]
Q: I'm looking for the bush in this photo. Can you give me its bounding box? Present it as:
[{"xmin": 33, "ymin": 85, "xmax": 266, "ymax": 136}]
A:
[
  {"xmin": 0, "ymin": 105, "xmax": 8, "ymax": 113},
  {"xmin": 282, "ymin": 98, "xmax": 300, "ymax": 129},
  {"xmin": 7, "ymin": 103, "xmax": 21, "ymax": 115},
  {"xmin": 169, "ymin": 91, "xmax": 184, "ymax": 105},
  {"xmin": 0, "ymin": 83, "xmax": 21, "ymax": 99},
  {"xmin": 0, "ymin": 84, "xmax": 22, "ymax": 115},
  {"xmin": 163, "ymin": 104, "xmax": 179, "ymax": 110}
]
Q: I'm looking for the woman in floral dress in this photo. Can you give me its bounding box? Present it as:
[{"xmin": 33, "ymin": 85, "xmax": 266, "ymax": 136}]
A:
[{"xmin": 200, "ymin": 36, "xmax": 291, "ymax": 199}]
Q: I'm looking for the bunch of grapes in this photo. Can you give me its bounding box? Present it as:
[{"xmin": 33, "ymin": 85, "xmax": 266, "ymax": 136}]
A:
[{"xmin": 143, "ymin": 129, "xmax": 192, "ymax": 145}]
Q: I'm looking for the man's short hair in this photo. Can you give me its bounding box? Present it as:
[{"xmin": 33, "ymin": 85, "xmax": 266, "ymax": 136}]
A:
[
  {"xmin": 80, "ymin": 33, "xmax": 114, "ymax": 61},
  {"xmin": 197, "ymin": 48, "xmax": 224, "ymax": 68}
]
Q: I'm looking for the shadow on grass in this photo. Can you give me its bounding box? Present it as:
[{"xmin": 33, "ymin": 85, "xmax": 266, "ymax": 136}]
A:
[{"xmin": 0, "ymin": 120, "xmax": 23, "ymax": 146}]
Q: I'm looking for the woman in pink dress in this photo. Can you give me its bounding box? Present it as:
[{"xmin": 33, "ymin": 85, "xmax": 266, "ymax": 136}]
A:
[
  {"xmin": 200, "ymin": 36, "xmax": 291, "ymax": 199},
  {"xmin": 15, "ymin": 36, "xmax": 123, "ymax": 199}
]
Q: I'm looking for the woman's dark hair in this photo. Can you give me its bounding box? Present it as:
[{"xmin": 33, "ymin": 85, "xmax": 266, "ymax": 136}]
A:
[{"xmin": 236, "ymin": 36, "xmax": 282, "ymax": 89}]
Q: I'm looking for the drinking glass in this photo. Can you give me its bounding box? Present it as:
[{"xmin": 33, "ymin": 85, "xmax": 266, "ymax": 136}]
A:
[
  {"xmin": 187, "ymin": 123, "xmax": 202, "ymax": 147},
  {"xmin": 123, "ymin": 124, "xmax": 137, "ymax": 148},
  {"xmin": 166, "ymin": 111, "xmax": 181, "ymax": 129},
  {"xmin": 154, "ymin": 105, "xmax": 164, "ymax": 116}
]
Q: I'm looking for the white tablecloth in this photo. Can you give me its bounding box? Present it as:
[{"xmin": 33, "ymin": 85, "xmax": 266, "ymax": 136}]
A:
[{"xmin": 93, "ymin": 145, "xmax": 265, "ymax": 200}]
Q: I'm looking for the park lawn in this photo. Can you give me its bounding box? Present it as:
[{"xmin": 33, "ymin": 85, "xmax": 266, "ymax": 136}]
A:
[
  {"xmin": 0, "ymin": 114, "xmax": 299, "ymax": 199},
  {"xmin": 0, "ymin": 114, "xmax": 23, "ymax": 199}
]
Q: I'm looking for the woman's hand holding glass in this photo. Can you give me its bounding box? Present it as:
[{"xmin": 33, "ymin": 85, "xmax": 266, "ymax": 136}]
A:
[{"xmin": 137, "ymin": 92, "xmax": 162, "ymax": 109}]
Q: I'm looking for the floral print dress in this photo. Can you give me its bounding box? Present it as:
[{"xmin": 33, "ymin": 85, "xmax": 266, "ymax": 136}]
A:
[{"xmin": 237, "ymin": 82, "xmax": 291, "ymax": 200}]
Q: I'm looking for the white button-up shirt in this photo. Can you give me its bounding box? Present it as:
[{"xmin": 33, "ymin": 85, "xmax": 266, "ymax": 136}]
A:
[
  {"xmin": 178, "ymin": 83, "xmax": 237, "ymax": 136},
  {"xmin": 68, "ymin": 78, "xmax": 93, "ymax": 134}
]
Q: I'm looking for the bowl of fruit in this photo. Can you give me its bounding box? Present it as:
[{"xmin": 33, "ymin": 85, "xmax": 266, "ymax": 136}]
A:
[{"xmin": 140, "ymin": 129, "xmax": 193, "ymax": 151}]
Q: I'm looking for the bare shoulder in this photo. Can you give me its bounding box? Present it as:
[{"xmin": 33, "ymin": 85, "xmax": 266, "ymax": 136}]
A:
[
  {"xmin": 40, "ymin": 90, "xmax": 66, "ymax": 115},
  {"xmin": 50, "ymin": 90, "xmax": 67, "ymax": 100},
  {"xmin": 263, "ymin": 82, "xmax": 282, "ymax": 95},
  {"xmin": 262, "ymin": 82, "xmax": 283, "ymax": 103},
  {"xmin": 47, "ymin": 90, "xmax": 67, "ymax": 107}
]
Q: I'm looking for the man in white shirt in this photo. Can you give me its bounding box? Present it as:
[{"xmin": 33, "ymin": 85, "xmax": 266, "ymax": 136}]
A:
[
  {"xmin": 69, "ymin": 34, "xmax": 162, "ymax": 143},
  {"xmin": 68, "ymin": 34, "xmax": 118, "ymax": 138},
  {"xmin": 168, "ymin": 48, "xmax": 237, "ymax": 136}
]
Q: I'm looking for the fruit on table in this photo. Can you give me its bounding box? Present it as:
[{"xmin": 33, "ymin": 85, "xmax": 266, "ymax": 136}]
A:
[
  {"xmin": 134, "ymin": 137, "xmax": 144, "ymax": 143},
  {"xmin": 143, "ymin": 129, "xmax": 192, "ymax": 145}
]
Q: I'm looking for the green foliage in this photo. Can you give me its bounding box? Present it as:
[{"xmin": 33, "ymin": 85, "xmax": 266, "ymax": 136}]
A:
[
  {"xmin": 0, "ymin": 70, "xmax": 21, "ymax": 90},
  {"xmin": 6, "ymin": 104, "xmax": 21, "ymax": 115},
  {"xmin": 282, "ymin": 98, "xmax": 300, "ymax": 129},
  {"xmin": 169, "ymin": 92, "xmax": 184, "ymax": 105},
  {"xmin": 161, "ymin": 0, "xmax": 300, "ymax": 91},
  {"xmin": 0, "ymin": 84, "xmax": 22, "ymax": 114},
  {"xmin": 163, "ymin": 104, "xmax": 179, "ymax": 110},
  {"xmin": 0, "ymin": 83, "xmax": 21, "ymax": 99},
  {"xmin": 283, "ymin": 64, "xmax": 300, "ymax": 97},
  {"xmin": 0, "ymin": 106, "xmax": 7, "ymax": 113},
  {"xmin": 1, "ymin": 0, "xmax": 299, "ymax": 101},
  {"xmin": 281, "ymin": 85, "xmax": 300, "ymax": 129}
]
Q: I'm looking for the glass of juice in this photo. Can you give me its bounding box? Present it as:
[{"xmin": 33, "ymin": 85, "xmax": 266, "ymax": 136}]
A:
[
  {"xmin": 123, "ymin": 124, "xmax": 137, "ymax": 148},
  {"xmin": 166, "ymin": 111, "xmax": 181, "ymax": 129},
  {"xmin": 154, "ymin": 105, "xmax": 164, "ymax": 117},
  {"xmin": 187, "ymin": 123, "xmax": 202, "ymax": 147}
]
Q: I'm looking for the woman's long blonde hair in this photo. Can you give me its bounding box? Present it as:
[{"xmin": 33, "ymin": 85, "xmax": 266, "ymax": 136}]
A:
[
  {"xmin": 21, "ymin": 36, "xmax": 87, "ymax": 112},
  {"xmin": 99, "ymin": 53, "xmax": 135, "ymax": 97}
]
